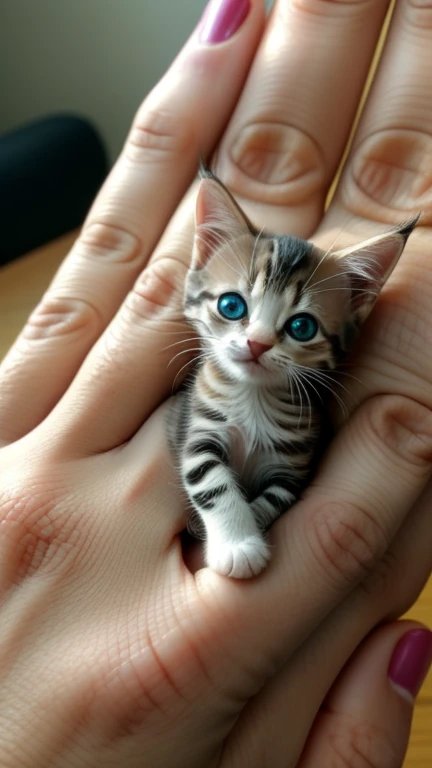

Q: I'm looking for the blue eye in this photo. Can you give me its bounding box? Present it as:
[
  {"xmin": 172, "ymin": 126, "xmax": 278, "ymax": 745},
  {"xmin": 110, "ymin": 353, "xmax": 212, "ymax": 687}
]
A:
[
  {"xmin": 285, "ymin": 313, "xmax": 318, "ymax": 342},
  {"xmin": 217, "ymin": 293, "xmax": 247, "ymax": 321}
]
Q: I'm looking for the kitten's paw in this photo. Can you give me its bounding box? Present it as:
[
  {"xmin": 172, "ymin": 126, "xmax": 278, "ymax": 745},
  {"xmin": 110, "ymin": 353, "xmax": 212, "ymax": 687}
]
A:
[{"xmin": 207, "ymin": 535, "xmax": 270, "ymax": 579}]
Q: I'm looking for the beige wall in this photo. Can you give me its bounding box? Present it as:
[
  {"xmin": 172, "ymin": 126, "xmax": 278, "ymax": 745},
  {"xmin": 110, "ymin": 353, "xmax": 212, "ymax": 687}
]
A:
[{"xmin": 1, "ymin": 0, "xmax": 206, "ymax": 162}]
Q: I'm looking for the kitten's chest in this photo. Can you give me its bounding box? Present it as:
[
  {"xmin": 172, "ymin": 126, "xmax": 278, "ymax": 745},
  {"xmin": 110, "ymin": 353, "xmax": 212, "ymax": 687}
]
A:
[
  {"xmin": 228, "ymin": 398, "xmax": 279, "ymax": 453},
  {"xmin": 226, "ymin": 388, "xmax": 308, "ymax": 468}
]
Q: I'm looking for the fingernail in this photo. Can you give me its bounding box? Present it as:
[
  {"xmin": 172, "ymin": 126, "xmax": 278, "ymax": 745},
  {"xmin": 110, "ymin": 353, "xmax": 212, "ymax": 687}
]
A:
[
  {"xmin": 199, "ymin": 0, "xmax": 251, "ymax": 44},
  {"xmin": 388, "ymin": 629, "xmax": 432, "ymax": 703}
]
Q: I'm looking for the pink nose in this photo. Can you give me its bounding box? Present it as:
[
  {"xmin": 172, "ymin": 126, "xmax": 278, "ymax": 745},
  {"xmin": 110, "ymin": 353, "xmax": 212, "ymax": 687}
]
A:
[{"xmin": 247, "ymin": 340, "xmax": 273, "ymax": 359}]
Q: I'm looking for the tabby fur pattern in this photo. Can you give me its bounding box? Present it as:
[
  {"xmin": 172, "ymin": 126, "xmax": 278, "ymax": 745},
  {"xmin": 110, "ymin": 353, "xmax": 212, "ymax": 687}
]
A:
[{"xmin": 172, "ymin": 169, "xmax": 418, "ymax": 579}]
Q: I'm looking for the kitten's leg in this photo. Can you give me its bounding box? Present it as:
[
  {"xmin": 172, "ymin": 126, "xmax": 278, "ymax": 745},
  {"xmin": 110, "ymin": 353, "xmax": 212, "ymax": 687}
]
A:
[
  {"xmin": 250, "ymin": 486, "xmax": 296, "ymax": 529},
  {"xmin": 182, "ymin": 432, "xmax": 270, "ymax": 578},
  {"xmin": 250, "ymin": 466, "xmax": 299, "ymax": 531}
]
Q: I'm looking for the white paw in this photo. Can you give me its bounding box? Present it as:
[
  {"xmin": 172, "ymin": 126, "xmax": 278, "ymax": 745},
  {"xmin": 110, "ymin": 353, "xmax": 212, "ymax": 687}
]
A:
[{"xmin": 207, "ymin": 535, "xmax": 271, "ymax": 579}]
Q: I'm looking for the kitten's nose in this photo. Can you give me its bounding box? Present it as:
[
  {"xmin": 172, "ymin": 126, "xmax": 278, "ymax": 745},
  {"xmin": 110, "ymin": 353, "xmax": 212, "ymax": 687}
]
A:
[{"xmin": 247, "ymin": 340, "xmax": 273, "ymax": 359}]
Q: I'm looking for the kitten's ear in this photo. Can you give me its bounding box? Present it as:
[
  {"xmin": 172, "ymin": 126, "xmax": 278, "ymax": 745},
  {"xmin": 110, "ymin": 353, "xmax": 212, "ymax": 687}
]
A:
[
  {"xmin": 337, "ymin": 216, "xmax": 420, "ymax": 324},
  {"xmin": 192, "ymin": 177, "xmax": 255, "ymax": 268}
]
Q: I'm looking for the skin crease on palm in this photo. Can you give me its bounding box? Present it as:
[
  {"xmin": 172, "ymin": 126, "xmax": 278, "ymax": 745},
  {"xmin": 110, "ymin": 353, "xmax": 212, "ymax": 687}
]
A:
[{"xmin": 1, "ymin": 0, "xmax": 432, "ymax": 766}]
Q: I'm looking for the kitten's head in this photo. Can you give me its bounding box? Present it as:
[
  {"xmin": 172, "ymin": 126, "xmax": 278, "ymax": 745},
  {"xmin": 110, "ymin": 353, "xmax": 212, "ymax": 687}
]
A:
[{"xmin": 184, "ymin": 172, "xmax": 418, "ymax": 386}]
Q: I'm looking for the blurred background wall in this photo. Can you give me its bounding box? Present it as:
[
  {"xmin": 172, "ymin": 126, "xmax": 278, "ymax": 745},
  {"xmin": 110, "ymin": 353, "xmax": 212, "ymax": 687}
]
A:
[{"xmin": 1, "ymin": 0, "xmax": 208, "ymax": 164}]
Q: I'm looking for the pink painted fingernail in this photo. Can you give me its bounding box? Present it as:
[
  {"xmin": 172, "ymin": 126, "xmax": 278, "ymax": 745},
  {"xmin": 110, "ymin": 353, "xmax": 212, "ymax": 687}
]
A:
[
  {"xmin": 199, "ymin": 0, "xmax": 251, "ymax": 44},
  {"xmin": 388, "ymin": 629, "xmax": 432, "ymax": 702}
]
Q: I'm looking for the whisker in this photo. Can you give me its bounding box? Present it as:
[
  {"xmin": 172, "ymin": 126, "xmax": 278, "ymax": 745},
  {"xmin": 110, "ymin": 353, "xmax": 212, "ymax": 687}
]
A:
[
  {"xmin": 303, "ymin": 269, "xmax": 352, "ymax": 292},
  {"xmin": 291, "ymin": 369, "xmax": 312, "ymax": 430},
  {"xmin": 201, "ymin": 227, "xmax": 249, "ymax": 279},
  {"xmin": 163, "ymin": 337, "xmax": 202, "ymax": 352},
  {"xmin": 249, "ymin": 226, "xmax": 265, "ymax": 282},
  {"xmin": 303, "ymin": 227, "xmax": 350, "ymax": 291},
  {"xmin": 290, "ymin": 371, "xmax": 303, "ymax": 428},
  {"xmin": 284, "ymin": 369, "xmax": 300, "ymax": 426},
  {"xmin": 300, "ymin": 371, "xmax": 349, "ymax": 418},
  {"xmin": 168, "ymin": 347, "xmax": 204, "ymax": 368},
  {"xmin": 300, "ymin": 367, "xmax": 350, "ymax": 395},
  {"xmin": 294, "ymin": 369, "xmax": 324, "ymax": 412},
  {"xmin": 215, "ymin": 249, "xmax": 245, "ymax": 279},
  {"xmin": 299, "ymin": 366, "xmax": 365, "ymax": 401},
  {"xmin": 162, "ymin": 336, "xmax": 216, "ymax": 352},
  {"xmin": 151, "ymin": 322, "xmax": 192, "ymax": 334},
  {"xmin": 302, "ymin": 260, "xmax": 325, "ymax": 292},
  {"xmin": 303, "ymin": 217, "xmax": 354, "ymax": 292},
  {"xmin": 312, "ymin": 287, "xmax": 375, "ymax": 297},
  {"xmin": 334, "ymin": 368, "xmax": 367, "ymax": 388},
  {"xmin": 172, "ymin": 353, "xmax": 208, "ymax": 392}
]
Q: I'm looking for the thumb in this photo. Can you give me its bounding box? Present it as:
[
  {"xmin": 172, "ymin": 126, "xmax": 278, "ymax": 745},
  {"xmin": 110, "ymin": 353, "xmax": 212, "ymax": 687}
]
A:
[{"xmin": 298, "ymin": 621, "xmax": 432, "ymax": 767}]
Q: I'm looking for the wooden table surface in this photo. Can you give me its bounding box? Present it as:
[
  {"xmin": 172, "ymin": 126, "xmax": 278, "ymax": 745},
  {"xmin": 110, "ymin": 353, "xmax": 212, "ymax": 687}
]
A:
[{"xmin": 0, "ymin": 231, "xmax": 431, "ymax": 765}]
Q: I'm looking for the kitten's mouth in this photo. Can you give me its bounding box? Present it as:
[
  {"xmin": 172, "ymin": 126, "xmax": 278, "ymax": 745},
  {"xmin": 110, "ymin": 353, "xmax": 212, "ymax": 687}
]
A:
[
  {"xmin": 238, "ymin": 357, "xmax": 265, "ymax": 371},
  {"xmin": 247, "ymin": 358, "xmax": 261, "ymax": 366},
  {"xmin": 229, "ymin": 352, "xmax": 268, "ymax": 374}
]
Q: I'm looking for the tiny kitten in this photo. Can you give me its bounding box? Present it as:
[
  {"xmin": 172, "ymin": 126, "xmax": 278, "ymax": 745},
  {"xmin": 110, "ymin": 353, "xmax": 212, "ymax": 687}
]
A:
[{"xmin": 172, "ymin": 168, "xmax": 418, "ymax": 579}]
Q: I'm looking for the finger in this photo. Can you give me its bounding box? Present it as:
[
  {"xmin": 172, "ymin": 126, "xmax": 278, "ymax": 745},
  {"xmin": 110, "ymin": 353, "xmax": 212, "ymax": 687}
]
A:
[
  {"xmin": 314, "ymin": 0, "xmax": 432, "ymax": 419},
  {"xmin": 215, "ymin": 0, "xmax": 392, "ymax": 236},
  {"xmin": 220, "ymin": 447, "xmax": 432, "ymax": 766},
  {"xmin": 331, "ymin": 0, "xmax": 432, "ymax": 226},
  {"xmin": 309, "ymin": 0, "xmax": 432, "ymax": 416},
  {"xmin": 0, "ymin": 0, "xmax": 265, "ymax": 445},
  {"xmin": 194, "ymin": 394, "xmax": 432, "ymax": 668},
  {"xmin": 222, "ymin": 618, "xmax": 431, "ymax": 768},
  {"xmin": 39, "ymin": 188, "xmax": 201, "ymax": 453},
  {"xmin": 298, "ymin": 623, "xmax": 432, "ymax": 768}
]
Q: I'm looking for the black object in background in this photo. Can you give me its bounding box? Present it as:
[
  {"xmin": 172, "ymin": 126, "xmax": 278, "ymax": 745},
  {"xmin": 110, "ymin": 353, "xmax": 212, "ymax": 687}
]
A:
[{"xmin": 0, "ymin": 115, "xmax": 108, "ymax": 265}]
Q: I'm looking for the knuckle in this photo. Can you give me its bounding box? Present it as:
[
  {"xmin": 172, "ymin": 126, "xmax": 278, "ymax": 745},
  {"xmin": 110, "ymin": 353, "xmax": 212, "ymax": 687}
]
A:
[
  {"xmin": 77, "ymin": 221, "xmax": 142, "ymax": 263},
  {"xmin": 306, "ymin": 500, "xmax": 388, "ymax": 588},
  {"xmin": 342, "ymin": 129, "xmax": 432, "ymax": 225},
  {"xmin": 221, "ymin": 120, "xmax": 326, "ymax": 206},
  {"xmin": 124, "ymin": 256, "xmax": 186, "ymax": 323},
  {"xmin": 362, "ymin": 525, "xmax": 431, "ymax": 614},
  {"xmin": 404, "ymin": 0, "xmax": 432, "ymax": 31},
  {"xmin": 326, "ymin": 716, "xmax": 400, "ymax": 768},
  {"xmin": 23, "ymin": 294, "xmax": 100, "ymax": 342},
  {"xmin": 126, "ymin": 106, "xmax": 194, "ymax": 165},
  {"xmin": 367, "ymin": 395, "xmax": 432, "ymax": 471},
  {"xmin": 359, "ymin": 548, "xmax": 399, "ymax": 600}
]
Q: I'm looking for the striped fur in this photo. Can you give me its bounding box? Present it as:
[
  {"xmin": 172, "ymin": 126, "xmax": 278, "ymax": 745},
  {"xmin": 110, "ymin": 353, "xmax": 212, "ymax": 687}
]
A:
[{"xmin": 172, "ymin": 171, "xmax": 418, "ymax": 579}]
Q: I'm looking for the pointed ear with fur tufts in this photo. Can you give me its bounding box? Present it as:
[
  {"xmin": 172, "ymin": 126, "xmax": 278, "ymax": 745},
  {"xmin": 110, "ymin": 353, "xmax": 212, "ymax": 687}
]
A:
[
  {"xmin": 191, "ymin": 176, "xmax": 255, "ymax": 269},
  {"xmin": 336, "ymin": 216, "xmax": 420, "ymax": 324}
]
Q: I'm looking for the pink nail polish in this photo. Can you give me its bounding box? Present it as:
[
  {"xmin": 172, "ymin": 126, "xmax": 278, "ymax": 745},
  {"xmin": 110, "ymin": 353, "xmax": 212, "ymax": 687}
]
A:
[
  {"xmin": 388, "ymin": 629, "xmax": 432, "ymax": 702},
  {"xmin": 199, "ymin": 0, "xmax": 251, "ymax": 44}
]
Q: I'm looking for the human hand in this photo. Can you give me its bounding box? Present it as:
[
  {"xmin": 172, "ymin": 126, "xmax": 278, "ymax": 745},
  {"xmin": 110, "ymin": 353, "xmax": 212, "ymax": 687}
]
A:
[{"xmin": 1, "ymin": 1, "xmax": 432, "ymax": 766}]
